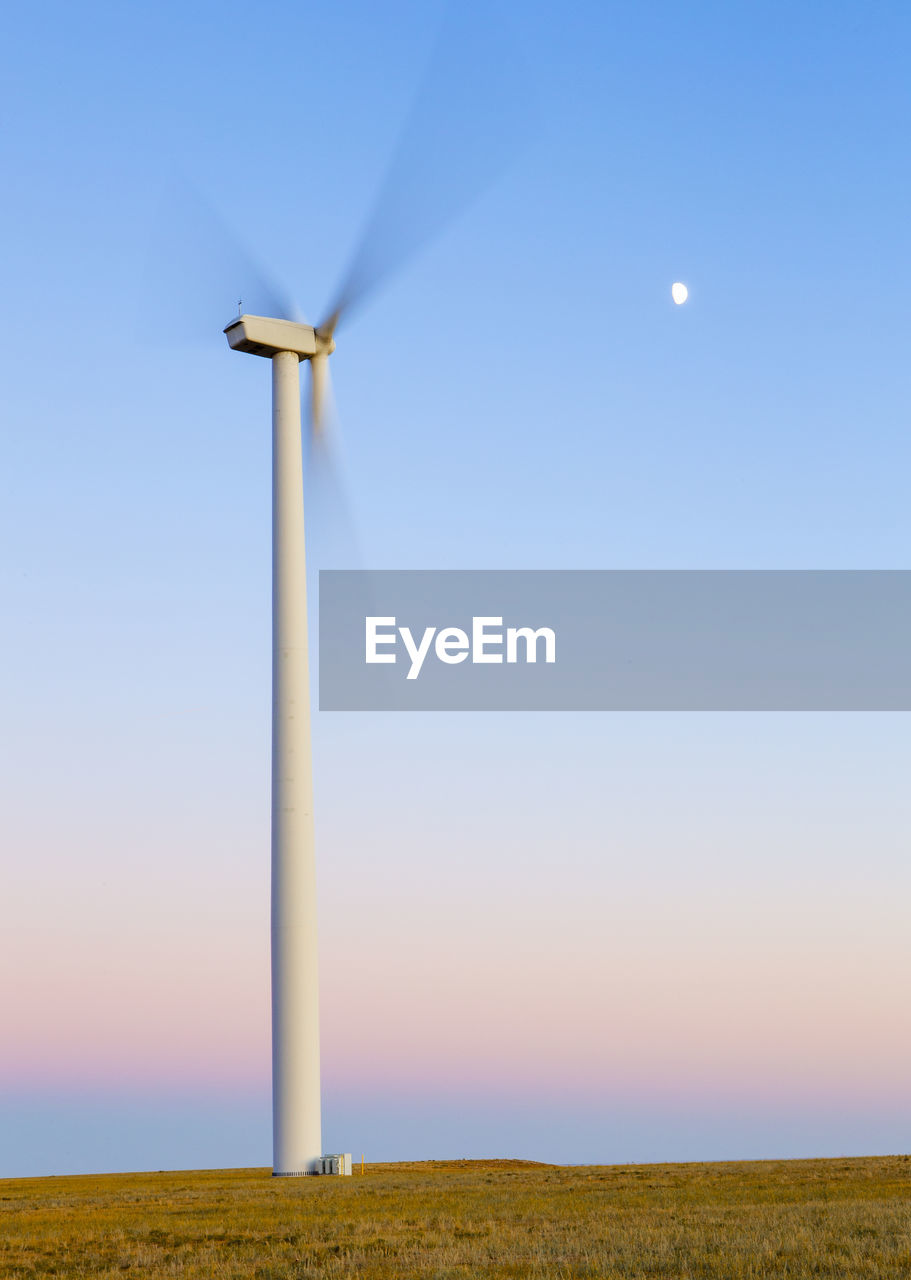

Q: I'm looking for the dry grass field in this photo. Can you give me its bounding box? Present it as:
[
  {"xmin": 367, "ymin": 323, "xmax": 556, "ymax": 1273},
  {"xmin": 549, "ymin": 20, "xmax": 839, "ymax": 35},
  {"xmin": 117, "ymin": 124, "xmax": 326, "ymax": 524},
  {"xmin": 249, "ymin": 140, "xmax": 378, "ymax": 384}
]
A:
[{"xmin": 2, "ymin": 1155, "xmax": 910, "ymax": 1278}]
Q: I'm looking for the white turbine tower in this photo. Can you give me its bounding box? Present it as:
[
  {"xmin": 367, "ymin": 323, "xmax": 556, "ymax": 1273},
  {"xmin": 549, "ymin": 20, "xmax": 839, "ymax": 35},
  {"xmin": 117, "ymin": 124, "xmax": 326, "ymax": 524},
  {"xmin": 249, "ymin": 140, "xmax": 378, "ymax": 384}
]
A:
[{"xmin": 223, "ymin": 316, "xmax": 335, "ymax": 1175}]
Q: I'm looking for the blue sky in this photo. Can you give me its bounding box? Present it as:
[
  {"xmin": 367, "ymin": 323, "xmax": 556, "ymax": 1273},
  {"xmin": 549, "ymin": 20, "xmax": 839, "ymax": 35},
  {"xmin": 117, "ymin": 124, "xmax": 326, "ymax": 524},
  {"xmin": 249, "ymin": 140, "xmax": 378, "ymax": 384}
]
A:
[{"xmin": 3, "ymin": 0, "xmax": 911, "ymax": 1176}]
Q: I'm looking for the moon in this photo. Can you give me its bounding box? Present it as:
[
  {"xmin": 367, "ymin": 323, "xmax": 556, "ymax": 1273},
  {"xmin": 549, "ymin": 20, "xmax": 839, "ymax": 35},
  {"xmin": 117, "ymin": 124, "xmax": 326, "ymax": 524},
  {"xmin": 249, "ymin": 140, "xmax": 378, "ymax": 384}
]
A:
[{"xmin": 671, "ymin": 282, "xmax": 688, "ymax": 305}]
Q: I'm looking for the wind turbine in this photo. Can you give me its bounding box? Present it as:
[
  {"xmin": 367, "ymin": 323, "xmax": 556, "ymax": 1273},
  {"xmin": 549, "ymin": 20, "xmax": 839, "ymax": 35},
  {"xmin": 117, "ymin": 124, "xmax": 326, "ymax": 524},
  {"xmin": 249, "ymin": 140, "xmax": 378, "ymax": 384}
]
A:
[{"xmin": 217, "ymin": 5, "xmax": 529, "ymax": 1177}]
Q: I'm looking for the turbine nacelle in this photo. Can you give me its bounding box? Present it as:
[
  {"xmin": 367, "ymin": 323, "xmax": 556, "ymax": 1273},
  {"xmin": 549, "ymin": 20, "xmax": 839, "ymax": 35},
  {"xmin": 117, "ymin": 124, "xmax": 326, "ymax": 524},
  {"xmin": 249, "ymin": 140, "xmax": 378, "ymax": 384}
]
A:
[{"xmin": 224, "ymin": 313, "xmax": 323, "ymax": 361}]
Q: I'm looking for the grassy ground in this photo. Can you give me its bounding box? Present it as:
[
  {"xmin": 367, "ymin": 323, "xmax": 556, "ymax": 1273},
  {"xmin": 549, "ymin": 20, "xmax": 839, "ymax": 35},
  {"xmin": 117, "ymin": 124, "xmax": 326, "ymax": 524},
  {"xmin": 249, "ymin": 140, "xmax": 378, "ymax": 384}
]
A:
[{"xmin": 2, "ymin": 1155, "xmax": 910, "ymax": 1278}]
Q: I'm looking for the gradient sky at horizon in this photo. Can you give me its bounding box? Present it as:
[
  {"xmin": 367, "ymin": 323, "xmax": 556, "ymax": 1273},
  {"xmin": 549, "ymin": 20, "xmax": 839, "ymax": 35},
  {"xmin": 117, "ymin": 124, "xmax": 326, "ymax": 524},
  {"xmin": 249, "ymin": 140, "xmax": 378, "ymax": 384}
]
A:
[{"xmin": 3, "ymin": 0, "xmax": 911, "ymax": 1177}]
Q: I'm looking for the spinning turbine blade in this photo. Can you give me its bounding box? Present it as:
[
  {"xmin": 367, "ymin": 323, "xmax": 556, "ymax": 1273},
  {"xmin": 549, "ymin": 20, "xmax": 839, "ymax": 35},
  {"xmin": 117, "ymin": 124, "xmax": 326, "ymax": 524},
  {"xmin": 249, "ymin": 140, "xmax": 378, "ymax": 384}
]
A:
[
  {"xmin": 310, "ymin": 352, "xmax": 330, "ymax": 434},
  {"xmin": 304, "ymin": 376, "xmax": 362, "ymax": 569},
  {"xmin": 305, "ymin": 0, "xmax": 533, "ymax": 564},
  {"xmin": 145, "ymin": 175, "xmax": 302, "ymax": 338},
  {"xmin": 320, "ymin": 0, "xmax": 533, "ymax": 334}
]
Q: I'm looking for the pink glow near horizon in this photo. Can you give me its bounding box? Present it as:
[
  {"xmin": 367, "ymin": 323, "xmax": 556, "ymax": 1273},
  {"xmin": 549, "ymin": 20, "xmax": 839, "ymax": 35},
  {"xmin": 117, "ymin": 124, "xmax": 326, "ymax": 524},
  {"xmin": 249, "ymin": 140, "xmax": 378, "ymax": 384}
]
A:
[{"xmin": 4, "ymin": 873, "xmax": 909, "ymax": 1110}]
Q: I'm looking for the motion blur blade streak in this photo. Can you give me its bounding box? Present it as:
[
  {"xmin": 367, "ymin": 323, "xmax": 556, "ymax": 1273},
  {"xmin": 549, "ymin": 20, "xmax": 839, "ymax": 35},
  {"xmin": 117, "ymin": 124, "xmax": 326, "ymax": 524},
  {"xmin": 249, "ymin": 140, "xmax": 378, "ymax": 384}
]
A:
[
  {"xmin": 321, "ymin": 0, "xmax": 534, "ymax": 332},
  {"xmin": 309, "ymin": 352, "xmax": 331, "ymax": 436},
  {"xmin": 304, "ymin": 418, "xmax": 362, "ymax": 571},
  {"xmin": 145, "ymin": 175, "xmax": 302, "ymax": 340}
]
